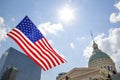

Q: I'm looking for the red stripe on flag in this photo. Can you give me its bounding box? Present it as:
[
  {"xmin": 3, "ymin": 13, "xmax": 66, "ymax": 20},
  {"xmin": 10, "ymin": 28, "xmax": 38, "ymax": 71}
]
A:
[
  {"xmin": 34, "ymin": 41, "xmax": 57, "ymax": 67},
  {"xmin": 7, "ymin": 29, "xmax": 51, "ymax": 70},
  {"xmin": 39, "ymin": 39, "xmax": 62, "ymax": 64},
  {"xmin": 7, "ymin": 32, "xmax": 47, "ymax": 70}
]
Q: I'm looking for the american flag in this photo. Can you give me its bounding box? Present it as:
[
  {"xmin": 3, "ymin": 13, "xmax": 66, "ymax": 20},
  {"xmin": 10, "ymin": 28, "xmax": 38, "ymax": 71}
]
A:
[{"xmin": 7, "ymin": 16, "xmax": 66, "ymax": 71}]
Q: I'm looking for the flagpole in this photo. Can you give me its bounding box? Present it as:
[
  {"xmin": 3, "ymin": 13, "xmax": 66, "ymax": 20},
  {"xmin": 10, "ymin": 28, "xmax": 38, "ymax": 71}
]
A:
[{"xmin": 90, "ymin": 32, "xmax": 94, "ymax": 42}]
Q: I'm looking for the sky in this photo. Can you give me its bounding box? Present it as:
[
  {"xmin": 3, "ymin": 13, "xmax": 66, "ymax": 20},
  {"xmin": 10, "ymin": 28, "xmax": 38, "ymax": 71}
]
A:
[{"xmin": 0, "ymin": 0, "xmax": 120, "ymax": 80}]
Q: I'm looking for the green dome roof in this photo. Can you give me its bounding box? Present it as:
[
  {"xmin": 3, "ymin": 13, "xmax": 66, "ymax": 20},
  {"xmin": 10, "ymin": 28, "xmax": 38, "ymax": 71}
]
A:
[{"xmin": 89, "ymin": 51, "xmax": 111, "ymax": 63}]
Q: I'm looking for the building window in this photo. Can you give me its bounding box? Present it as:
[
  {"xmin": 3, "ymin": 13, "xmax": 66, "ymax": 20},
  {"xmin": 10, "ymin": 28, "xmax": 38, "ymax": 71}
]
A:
[
  {"xmin": 101, "ymin": 66, "xmax": 103, "ymax": 68},
  {"xmin": 102, "ymin": 59, "xmax": 104, "ymax": 61},
  {"xmin": 104, "ymin": 66, "xmax": 106, "ymax": 69},
  {"xmin": 108, "ymin": 66, "xmax": 110, "ymax": 71},
  {"xmin": 110, "ymin": 66, "xmax": 112, "ymax": 70},
  {"xmin": 89, "ymin": 77, "xmax": 92, "ymax": 80}
]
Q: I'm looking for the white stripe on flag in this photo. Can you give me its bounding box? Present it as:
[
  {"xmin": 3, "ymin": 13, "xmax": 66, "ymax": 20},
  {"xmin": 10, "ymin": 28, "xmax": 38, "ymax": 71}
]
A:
[
  {"xmin": 8, "ymin": 29, "xmax": 51, "ymax": 70},
  {"xmin": 7, "ymin": 32, "xmax": 47, "ymax": 70}
]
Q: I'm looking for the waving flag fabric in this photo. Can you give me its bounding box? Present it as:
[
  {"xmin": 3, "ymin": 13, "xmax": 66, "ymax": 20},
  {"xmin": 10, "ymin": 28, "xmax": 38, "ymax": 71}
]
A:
[{"xmin": 7, "ymin": 16, "xmax": 66, "ymax": 71}]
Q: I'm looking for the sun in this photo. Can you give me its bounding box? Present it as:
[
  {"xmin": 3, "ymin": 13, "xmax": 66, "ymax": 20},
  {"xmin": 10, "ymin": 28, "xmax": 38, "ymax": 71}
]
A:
[{"xmin": 58, "ymin": 5, "xmax": 75, "ymax": 22}]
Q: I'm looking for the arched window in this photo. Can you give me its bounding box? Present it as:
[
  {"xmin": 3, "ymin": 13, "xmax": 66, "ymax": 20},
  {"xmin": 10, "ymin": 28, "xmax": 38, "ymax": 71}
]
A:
[
  {"xmin": 104, "ymin": 66, "xmax": 106, "ymax": 69},
  {"xmin": 110, "ymin": 66, "xmax": 112, "ymax": 70},
  {"xmin": 89, "ymin": 77, "xmax": 92, "ymax": 80},
  {"xmin": 102, "ymin": 59, "xmax": 104, "ymax": 61},
  {"xmin": 108, "ymin": 66, "xmax": 110, "ymax": 71}
]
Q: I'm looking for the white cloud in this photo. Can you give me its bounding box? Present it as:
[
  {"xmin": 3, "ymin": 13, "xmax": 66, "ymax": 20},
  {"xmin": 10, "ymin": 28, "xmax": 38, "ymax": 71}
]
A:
[
  {"xmin": 0, "ymin": 27, "xmax": 8, "ymax": 41},
  {"xmin": 38, "ymin": 22, "xmax": 63, "ymax": 36},
  {"xmin": 110, "ymin": 13, "xmax": 120, "ymax": 23},
  {"xmin": 114, "ymin": 1, "xmax": 120, "ymax": 11},
  {"xmin": 11, "ymin": 18, "xmax": 15, "ymax": 22},
  {"xmin": 83, "ymin": 28, "xmax": 120, "ymax": 71},
  {"xmin": 0, "ymin": 17, "xmax": 4, "ymax": 24},
  {"xmin": 70, "ymin": 42, "xmax": 75, "ymax": 49},
  {"xmin": 83, "ymin": 44, "xmax": 92, "ymax": 58},
  {"xmin": 0, "ymin": 16, "xmax": 9, "ymax": 47},
  {"xmin": 110, "ymin": 1, "xmax": 120, "ymax": 23}
]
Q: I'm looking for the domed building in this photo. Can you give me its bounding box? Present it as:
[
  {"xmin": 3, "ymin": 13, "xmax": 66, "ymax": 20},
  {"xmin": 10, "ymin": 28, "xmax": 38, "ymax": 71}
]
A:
[
  {"xmin": 57, "ymin": 41, "xmax": 116, "ymax": 80},
  {"xmin": 89, "ymin": 41, "xmax": 116, "ymax": 72}
]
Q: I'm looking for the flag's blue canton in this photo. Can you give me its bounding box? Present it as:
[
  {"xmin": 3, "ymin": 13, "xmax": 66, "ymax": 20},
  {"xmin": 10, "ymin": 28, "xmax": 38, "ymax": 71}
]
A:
[{"xmin": 16, "ymin": 16, "xmax": 44, "ymax": 43}]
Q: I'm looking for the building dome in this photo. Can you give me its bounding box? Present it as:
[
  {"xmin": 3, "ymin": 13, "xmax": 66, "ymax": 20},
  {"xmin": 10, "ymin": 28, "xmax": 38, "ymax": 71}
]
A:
[
  {"xmin": 88, "ymin": 41, "xmax": 116, "ymax": 72},
  {"xmin": 89, "ymin": 51, "xmax": 111, "ymax": 64}
]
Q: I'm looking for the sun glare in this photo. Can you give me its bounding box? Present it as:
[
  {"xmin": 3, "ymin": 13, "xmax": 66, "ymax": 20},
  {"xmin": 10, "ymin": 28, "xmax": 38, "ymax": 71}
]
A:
[{"xmin": 58, "ymin": 5, "xmax": 75, "ymax": 22}]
